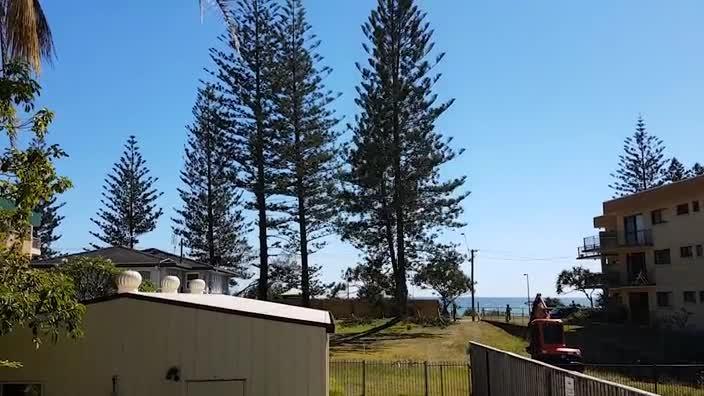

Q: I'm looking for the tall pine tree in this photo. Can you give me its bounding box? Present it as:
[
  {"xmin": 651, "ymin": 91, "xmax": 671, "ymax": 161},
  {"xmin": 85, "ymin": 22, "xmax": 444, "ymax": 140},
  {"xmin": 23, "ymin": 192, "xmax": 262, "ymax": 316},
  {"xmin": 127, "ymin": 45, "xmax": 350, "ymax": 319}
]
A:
[
  {"xmin": 692, "ymin": 163, "xmax": 704, "ymax": 177},
  {"xmin": 209, "ymin": 0, "xmax": 279, "ymax": 300},
  {"xmin": 609, "ymin": 116, "xmax": 666, "ymax": 196},
  {"xmin": 340, "ymin": 0, "xmax": 468, "ymax": 315},
  {"xmin": 271, "ymin": 0, "xmax": 340, "ymax": 307},
  {"xmin": 173, "ymin": 83, "xmax": 252, "ymax": 277},
  {"xmin": 32, "ymin": 197, "xmax": 65, "ymax": 259},
  {"xmin": 663, "ymin": 157, "xmax": 690, "ymax": 183},
  {"xmin": 90, "ymin": 135, "xmax": 163, "ymax": 248}
]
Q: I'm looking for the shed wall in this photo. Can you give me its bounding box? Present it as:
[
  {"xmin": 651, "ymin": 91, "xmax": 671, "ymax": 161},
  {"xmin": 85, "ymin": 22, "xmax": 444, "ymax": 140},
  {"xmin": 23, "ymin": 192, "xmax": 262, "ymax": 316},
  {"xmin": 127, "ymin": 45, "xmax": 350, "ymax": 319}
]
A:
[{"xmin": 0, "ymin": 298, "xmax": 328, "ymax": 396}]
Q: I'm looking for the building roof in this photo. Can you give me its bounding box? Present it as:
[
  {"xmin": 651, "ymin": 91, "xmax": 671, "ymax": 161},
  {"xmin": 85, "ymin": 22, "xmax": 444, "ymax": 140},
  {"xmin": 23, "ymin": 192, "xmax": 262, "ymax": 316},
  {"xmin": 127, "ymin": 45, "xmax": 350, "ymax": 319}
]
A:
[
  {"xmin": 88, "ymin": 292, "xmax": 335, "ymax": 333},
  {"xmin": 602, "ymin": 174, "xmax": 704, "ymax": 214},
  {"xmin": 0, "ymin": 197, "xmax": 42, "ymax": 227},
  {"xmin": 32, "ymin": 246, "xmax": 238, "ymax": 276}
]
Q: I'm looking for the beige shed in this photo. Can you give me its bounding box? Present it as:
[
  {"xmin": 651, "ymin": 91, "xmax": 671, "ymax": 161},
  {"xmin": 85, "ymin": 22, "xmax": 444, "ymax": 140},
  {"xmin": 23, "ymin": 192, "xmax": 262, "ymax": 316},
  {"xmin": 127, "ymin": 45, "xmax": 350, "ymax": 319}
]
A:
[{"xmin": 0, "ymin": 273, "xmax": 334, "ymax": 396}]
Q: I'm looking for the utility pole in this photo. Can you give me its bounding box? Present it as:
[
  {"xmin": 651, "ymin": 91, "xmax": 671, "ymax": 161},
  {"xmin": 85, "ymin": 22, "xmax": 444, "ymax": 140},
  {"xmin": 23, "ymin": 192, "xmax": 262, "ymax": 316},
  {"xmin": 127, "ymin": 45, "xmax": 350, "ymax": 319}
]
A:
[
  {"xmin": 461, "ymin": 232, "xmax": 478, "ymax": 321},
  {"xmin": 524, "ymin": 273, "xmax": 531, "ymax": 318}
]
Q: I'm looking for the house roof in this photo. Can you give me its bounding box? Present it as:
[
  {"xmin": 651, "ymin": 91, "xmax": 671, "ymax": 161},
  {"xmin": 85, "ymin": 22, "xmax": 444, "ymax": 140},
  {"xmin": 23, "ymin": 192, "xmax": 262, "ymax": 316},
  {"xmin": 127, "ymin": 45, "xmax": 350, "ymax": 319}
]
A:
[
  {"xmin": 88, "ymin": 292, "xmax": 335, "ymax": 333},
  {"xmin": 602, "ymin": 174, "xmax": 704, "ymax": 214},
  {"xmin": 32, "ymin": 246, "xmax": 238, "ymax": 276}
]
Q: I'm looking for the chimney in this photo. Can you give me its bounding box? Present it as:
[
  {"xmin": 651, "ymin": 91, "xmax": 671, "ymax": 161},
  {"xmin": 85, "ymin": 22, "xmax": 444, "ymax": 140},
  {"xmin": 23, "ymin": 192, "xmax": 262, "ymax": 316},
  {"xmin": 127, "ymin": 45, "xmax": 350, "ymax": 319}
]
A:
[
  {"xmin": 115, "ymin": 270, "xmax": 142, "ymax": 293},
  {"xmin": 161, "ymin": 275, "xmax": 180, "ymax": 293}
]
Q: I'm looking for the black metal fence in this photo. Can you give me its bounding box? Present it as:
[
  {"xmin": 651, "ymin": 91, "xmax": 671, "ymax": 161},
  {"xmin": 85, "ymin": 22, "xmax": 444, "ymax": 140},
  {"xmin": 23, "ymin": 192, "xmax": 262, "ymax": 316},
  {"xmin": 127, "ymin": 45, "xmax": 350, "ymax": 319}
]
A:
[
  {"xmin": 330, "ymin": 360, "xmax": 471, "ymax": 396},
  {"xmin": 479, "ymin": 306, "xmax": 531, "ymax": 325},
  {"xmin": 585, "ymin": 364, "xmax": 704, "ymax": 396}
]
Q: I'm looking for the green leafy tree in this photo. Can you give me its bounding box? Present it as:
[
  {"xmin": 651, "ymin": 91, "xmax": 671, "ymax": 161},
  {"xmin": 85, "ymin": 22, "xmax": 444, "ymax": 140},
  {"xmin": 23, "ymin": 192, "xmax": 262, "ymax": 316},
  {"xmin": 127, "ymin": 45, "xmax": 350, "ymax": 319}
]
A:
[
  {"xmin": 173, "ymin": 83, "xmax": 252, "ymax": 277},
  {"xmin": 691, "ymin": 163, "xmax": 704, "ymax": 177},
  {"xmin": 32, "ymin": 196, "xmax": 64, "ymax": 259},
  {"xmin": 57, "ymin": 256, "xmax": 155, "ymax": 301},
  {"xmin": 663, "ymin": 157, "xmax": 690, "ymax": 183},
  {"xmin": 339, "ymin": 0, "xmax": 468, "ymax": 315},
  {"xmin": 544, "ymin": 297, "xmax": 565, "ymax": 308},
  {"xmin": 271, "ymin": 0, "xmax": 340, "ymax": 307},
  {"xmin": 610, "ymin": 116, "xmax": 667, "ymax": 196},
  {"xmin": 239, "ymin": 254, "xmax": 330, "ymax": 299},
  {"xmin": 413, "ymin": 245, "xmax": 472, "ymax": 315},
  {"xmin": 0, "ymin": 61, "xmax": 83, "ymax": 366},
  {"xmin": 210, "ymin": 0, "xmax": 279, "ymax": 300},
  {"xmin": 556, "ymin": 266, "xmax": 602, "ymax": 308},
  {"xmin": 344, "ymin": 255, "xmax": 394, "ymax": 305},
  {"xmin": 90, "ymin": 135, "xmax": 163, "ymax": 249}
]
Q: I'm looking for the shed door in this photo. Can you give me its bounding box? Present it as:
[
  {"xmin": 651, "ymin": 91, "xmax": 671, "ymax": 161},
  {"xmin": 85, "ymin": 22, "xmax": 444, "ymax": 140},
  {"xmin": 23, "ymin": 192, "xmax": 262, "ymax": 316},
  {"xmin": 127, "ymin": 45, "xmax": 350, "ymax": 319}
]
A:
[{"xmin": 186, "ymin": 380, "xmax": 245, "ymax": 396}]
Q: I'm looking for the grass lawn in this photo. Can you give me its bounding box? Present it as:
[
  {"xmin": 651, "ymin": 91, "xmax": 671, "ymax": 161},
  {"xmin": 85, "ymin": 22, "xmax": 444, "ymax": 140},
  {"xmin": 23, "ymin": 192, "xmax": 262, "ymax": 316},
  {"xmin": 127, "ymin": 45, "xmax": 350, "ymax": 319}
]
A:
[
  {"xmin": 334, "ymin": 319, "xmax": 390, "ymax": 336},
  {"xmin": 331, "ymin": 318, "xmax": 528, "ymax": 361}
]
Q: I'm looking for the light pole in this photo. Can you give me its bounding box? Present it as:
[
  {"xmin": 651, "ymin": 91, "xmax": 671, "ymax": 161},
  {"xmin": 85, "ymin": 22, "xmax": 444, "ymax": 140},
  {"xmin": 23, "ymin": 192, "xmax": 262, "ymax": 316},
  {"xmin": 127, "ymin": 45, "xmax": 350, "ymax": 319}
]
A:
[
  {"xmin": 461, "ymin": 232, "xmax": 477, "ymax": 321},
  {"xmin": 523, "ymin": 273, "xmax": 531, "ymax": 318}
]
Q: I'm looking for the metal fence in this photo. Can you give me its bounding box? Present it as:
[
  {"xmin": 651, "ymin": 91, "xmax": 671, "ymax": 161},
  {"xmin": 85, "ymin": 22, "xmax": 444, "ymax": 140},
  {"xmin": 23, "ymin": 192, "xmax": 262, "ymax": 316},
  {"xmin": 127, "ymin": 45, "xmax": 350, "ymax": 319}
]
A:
[
  {"xmin": 479, "ymin": 306, "xmax": 531, "ymax": 325},
  {"xmin": 469, "ymin": 342, "xmax": 657, "ymax": 396},
  {"xmin": 585, "ymin": 364, "xmax": 704, "ymax": 396},
  {"xmin": 330, "ymin": 360, "xmax": 471, "ymax": 396}
]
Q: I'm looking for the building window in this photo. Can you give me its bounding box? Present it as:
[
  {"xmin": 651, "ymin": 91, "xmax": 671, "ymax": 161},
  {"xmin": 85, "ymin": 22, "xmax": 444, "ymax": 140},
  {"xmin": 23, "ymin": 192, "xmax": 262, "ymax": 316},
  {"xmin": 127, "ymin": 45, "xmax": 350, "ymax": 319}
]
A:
[
  {"xmin": 697, "ymin": 245, "xmax": 703, "ymax": 257},
  {"xmin": 138, "ymin": 271, "xmax": 152, "ymax": 282},
  {"xmin": 651, "ymin": 209, "xmax": 665, "ymax": 225},
  {"xmin": 656, "ymin": 292, "xmax": 671, "ymax": 307},
  {"xmin": 1, "ymin": 384, "xmax": 42, "ymax": 396},
  {"xmin": 676, "ymin": 203, "xmax": 689, "ymax": 215},
  {"xmin": 700, "ymin": 291, "xmax": 704, "ymax": 303},
  {"xmin": 654, "ymin": 249, "xmax": 671, "ymax": 265},
  {"xmin": 694, "ymin": 201, "xmax": 701, "ymax": 212},
  {"xmin": 681, "ymin": 246, "xmax": 693, "ymax": 258},
  {"xmin": 684, "ymin": 291, "xmax": 696, "ymax": 304},
  {"xmin": 186, "ymin": 272, "xmax": 200, "ymax": 288}
]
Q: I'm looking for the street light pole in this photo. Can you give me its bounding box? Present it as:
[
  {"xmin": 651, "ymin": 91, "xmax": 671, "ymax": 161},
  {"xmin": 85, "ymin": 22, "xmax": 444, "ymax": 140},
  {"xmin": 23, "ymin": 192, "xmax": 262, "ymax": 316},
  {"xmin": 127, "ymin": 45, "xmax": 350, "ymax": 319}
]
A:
[
  {"xmin": 523, "ymin": 273, "xmax": 531, "ymax": 318},
  {"xmin": 461, "ymin": 232, "xmax": 478, "ymax": 321}
]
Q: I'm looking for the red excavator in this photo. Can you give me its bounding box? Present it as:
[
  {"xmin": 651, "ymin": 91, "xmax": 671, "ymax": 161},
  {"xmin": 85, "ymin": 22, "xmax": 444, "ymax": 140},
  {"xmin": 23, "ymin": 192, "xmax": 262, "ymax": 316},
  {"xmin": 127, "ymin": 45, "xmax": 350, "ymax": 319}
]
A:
[{"xmin": 526, "ymin": 294, "xmax": 583, "ymax": 372}]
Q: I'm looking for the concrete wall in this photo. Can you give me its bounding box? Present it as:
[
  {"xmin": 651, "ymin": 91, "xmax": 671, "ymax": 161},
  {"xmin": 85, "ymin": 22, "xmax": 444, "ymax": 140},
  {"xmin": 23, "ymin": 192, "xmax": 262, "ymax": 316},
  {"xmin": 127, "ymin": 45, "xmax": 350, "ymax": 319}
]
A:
[
  {"xmin": 0, "ymin": 298, "xmax": 328, "ymax": 396},
  {"xmin": 282, "ymin": 298, "xmax": 440, "ymax": 319}
]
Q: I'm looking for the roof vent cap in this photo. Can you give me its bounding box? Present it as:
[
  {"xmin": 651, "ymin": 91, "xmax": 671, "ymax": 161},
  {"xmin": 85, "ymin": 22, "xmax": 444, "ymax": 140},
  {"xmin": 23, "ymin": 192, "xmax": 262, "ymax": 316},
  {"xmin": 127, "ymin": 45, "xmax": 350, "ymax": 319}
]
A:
[
  {"xmin": 188, "ymin": 279, "xmax": 206, "ymax": 294},
  {"xmin": 161, "ymin": 276, "xmax": 180, "ymax": 293},
  {"xmin": 116, "ymin": 270, "xmax": 142, "ymax": 293}
]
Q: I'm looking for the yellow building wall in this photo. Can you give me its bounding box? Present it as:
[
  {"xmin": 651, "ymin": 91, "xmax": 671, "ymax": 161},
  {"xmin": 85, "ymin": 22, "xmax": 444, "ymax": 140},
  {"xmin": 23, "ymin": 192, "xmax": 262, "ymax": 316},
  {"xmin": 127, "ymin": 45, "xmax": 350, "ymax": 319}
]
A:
[{"xmin": 0, "ymin": 297, "xmax": 329, "ymax": 396}]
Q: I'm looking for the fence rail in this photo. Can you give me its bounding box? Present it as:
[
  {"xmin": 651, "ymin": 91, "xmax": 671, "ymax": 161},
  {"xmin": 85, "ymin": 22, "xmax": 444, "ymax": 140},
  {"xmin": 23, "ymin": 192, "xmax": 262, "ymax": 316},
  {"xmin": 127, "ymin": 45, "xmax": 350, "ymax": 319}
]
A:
[
  {"xmin": 330, "ymin": 360, "xmax": 470, "ymax": 396},
  {"xmin": 585, "ymin": 364, "xmax": 704, "ymax": 396}
]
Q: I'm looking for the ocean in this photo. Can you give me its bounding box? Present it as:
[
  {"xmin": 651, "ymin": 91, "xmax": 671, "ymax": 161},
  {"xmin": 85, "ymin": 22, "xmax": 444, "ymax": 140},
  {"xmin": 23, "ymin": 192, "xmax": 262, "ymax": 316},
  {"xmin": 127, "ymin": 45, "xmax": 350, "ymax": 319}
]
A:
[{"xmin": 440, "ymin": 296, "xmax": 590, "ymax": 314}]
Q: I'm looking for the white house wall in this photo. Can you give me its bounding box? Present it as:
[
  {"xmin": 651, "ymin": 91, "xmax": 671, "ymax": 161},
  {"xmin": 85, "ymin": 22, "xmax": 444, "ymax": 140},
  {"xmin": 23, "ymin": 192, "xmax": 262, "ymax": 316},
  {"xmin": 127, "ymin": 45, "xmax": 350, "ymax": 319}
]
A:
[{"xmin": 0, "ymin": 297, "xmax": 328, "ymax": 396}]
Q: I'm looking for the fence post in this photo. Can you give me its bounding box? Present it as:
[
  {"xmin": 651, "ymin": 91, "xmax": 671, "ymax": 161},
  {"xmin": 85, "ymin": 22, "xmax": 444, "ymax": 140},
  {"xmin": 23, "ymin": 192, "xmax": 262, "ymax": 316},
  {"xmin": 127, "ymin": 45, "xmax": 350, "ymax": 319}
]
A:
[
  {"xmin": 362, "ymin": 360, "xmax": 366, "ymax": 396},
  {"xmin": 467, "ymin": 362, "xmax": 471, "ymax": 395},
  {"xmin": 424, "ymin": 361, "xmax": 429, "ymax": 396},
  {"xmin": 440, "ymin": 364, "xmax": 445, "ymax": 396},
  {"xmin": 652, "ymin": 364, "xmax": 658, "ymax": 394}
]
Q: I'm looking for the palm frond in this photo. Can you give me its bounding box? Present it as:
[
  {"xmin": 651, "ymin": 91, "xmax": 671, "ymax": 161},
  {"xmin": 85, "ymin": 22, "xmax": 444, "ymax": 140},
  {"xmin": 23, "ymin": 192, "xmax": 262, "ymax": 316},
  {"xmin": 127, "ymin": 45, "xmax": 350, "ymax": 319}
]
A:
[{"xmin": 4, "ymin": 0, "xmax": 55, "ymax": 72}]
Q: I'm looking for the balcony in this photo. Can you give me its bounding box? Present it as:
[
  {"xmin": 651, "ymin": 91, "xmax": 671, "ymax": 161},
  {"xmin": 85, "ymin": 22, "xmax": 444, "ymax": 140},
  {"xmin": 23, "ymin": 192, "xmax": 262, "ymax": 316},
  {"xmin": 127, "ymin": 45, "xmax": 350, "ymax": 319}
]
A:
[
  {"xmin": 576, "ymin": 229, "xmax": 652, "ymax": 259},
  {"xmin": 605, "ymin": 271, "xmax": 655, "ymax": 289},
  {"xmin": 30, "ymin": 236, "xmax": 40, "ymax": 256}
]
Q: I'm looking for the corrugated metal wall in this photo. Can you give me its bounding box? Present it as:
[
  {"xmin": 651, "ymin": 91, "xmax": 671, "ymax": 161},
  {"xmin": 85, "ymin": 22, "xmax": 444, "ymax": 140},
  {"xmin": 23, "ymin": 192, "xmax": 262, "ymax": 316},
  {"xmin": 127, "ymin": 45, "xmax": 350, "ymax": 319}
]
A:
[{"xmin": 469, "ymin": 342, "xmax": 657, "ymax": 396}]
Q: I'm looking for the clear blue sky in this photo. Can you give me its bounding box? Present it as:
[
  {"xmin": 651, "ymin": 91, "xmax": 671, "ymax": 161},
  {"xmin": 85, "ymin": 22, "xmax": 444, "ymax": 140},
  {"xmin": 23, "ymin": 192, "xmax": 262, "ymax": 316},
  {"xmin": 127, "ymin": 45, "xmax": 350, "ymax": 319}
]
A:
[{"xmin": 39, "ymin": 1, "xmax": 704, "ymax": 297}]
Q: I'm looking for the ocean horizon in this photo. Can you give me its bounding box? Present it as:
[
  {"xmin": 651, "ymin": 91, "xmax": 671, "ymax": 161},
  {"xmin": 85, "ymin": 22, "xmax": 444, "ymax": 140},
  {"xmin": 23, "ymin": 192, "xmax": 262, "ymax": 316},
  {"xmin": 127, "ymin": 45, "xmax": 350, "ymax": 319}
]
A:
[{"xmin": 415, "ymin": 296, "xmax": 591, "ymax": 313}]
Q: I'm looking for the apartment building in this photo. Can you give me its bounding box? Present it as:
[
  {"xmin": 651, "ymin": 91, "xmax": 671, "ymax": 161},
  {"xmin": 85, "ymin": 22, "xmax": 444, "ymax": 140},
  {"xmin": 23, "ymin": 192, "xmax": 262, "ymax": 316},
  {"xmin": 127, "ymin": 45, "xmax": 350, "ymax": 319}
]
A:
[
  {"xmin": 0, "ymin": 198, "xmax": 41, "ymax": 257},
  {"xmin": 577, "ymin": 175, "xmax": 704, "ymax": 329}
]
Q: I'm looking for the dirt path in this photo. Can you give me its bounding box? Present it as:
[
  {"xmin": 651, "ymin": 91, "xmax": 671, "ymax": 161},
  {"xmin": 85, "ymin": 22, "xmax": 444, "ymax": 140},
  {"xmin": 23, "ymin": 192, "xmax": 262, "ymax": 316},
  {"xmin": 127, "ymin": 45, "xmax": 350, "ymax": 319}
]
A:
[{"xmin": 331, "ymin": 319, "xmax": 527, "ymax": 361}]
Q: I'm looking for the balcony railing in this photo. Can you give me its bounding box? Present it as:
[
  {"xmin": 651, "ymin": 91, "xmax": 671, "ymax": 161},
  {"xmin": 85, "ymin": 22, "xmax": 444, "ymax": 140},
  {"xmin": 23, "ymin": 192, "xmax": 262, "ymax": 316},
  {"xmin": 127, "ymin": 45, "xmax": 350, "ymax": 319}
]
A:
[
  {"xmin": 605, "ymin": 271, "xmax": 655, "ymax": 288},
  {"xmin": 31, "ymin": 237, "xmax": 40, "ymax": 250},
  {"xmin": 576, "ymin": 229, "xmax": 652, "ymax": 259}
]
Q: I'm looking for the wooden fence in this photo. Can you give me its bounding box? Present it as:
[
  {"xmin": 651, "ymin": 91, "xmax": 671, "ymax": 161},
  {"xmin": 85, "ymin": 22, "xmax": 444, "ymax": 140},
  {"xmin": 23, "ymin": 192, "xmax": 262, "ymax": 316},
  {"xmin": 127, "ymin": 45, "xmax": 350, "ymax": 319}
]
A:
[{"xmin": 469, "ymin": 342, "xmax": 657, "ymax": 396}]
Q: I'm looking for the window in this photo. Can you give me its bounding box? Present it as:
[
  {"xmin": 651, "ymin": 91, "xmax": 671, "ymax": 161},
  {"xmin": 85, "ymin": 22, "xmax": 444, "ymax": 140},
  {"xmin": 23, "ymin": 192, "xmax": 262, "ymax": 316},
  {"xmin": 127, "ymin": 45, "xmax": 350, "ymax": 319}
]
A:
[
  {"xmin": 694, "ymin": 201, "xmax": 701, "ymax": 212},
  {"xmin": 138, "ymin": 271, "xmax": 151, "ymax": 282},
  {"xmin": 654, "ymin": 249, "xmax": 671, "ymax": 265},
  {"xmin": 681, "ymin": 246, "xmax": 693, "ymax": 258},
  {"xmin": 684, "ymin": 291, "xmax": 696, "ymax": 304},
  {"xmin": 697, "ymin": 245, "xmax": 703, "ymax": 257},
  {"xmin": 700, "ymin": 291, "xmax": 704, "ymax": 303},
  {"xmin": 677, "ymin": 203, "xmax": 689, "ymax": 215},
  {"xmin": 185, "ymin": 272, "xmax": 200, "ymax": 289},
  {"xmin": 656, "ymin": 292, "xmax": 671, "ymax": 307},
  {"xmin": 0, "ymin": 384, "xmax": 42, "ymax": 396},
  {"xmin": 651, "ymin": 209, "xmax": 665, "ymax": 225}
]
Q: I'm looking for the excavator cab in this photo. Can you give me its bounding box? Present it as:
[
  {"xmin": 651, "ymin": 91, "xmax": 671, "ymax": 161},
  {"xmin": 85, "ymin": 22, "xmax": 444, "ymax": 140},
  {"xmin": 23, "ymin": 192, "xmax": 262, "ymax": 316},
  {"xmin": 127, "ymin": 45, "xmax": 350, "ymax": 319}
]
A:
[{"xmin": 527, "ymin": 319, "xmax": 583, "ymax": 372}]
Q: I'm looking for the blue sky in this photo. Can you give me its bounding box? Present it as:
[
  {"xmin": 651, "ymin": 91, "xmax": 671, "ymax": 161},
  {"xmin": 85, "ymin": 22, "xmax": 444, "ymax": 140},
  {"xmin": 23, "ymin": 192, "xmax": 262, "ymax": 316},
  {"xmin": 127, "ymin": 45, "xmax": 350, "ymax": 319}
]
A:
[{"xmin": 38, "ymin": 1, "xmax": 704, "ymax": 297}]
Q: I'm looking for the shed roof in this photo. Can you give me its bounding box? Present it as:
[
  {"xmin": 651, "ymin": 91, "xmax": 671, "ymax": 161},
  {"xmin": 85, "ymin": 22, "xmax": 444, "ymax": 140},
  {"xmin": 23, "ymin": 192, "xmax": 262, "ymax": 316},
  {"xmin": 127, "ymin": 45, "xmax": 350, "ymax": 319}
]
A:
[{"xmin": 88, "ymin": 292, "xmax": 335, "ymax": 333}]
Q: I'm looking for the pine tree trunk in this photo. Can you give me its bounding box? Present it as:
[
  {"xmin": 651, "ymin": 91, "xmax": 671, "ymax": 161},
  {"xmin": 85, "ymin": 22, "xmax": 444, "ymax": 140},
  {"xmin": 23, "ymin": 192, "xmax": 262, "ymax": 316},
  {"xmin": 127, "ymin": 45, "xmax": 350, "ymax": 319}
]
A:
[{"xmin": 206, "ymin": 133, "xmax": 215, "ymax": 267}]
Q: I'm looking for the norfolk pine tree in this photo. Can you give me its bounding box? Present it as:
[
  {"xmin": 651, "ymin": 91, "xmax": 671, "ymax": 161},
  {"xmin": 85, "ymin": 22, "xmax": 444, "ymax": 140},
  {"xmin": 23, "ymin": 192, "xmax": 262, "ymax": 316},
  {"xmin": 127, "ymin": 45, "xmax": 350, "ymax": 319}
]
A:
[
  {"xmin": 271, "ymin": 0, "xmax": 340, "ymax": 307},
  {"xmin": 610, "ymin": 116, "xmax": 666, "ymax": 196},
  {"xmin": 691, "ymin": 163, "xmax": 704, "ymax": 177},
  {"xmin": 663, "ymin": 157, "xmax": 690, "ymax": 183},
  {"xmin": 90, "ymin": 135, "xmax": 163, "ymax": 248},
  {"xmin": 210, "ymin": 0, "xmax": 279, "ymax": 300},
  {"xmin": 173, "ymin": 83, "xmax": 251, "ymax": 277},
  {"xmin": 32, "ymin": 196, "xmax": 65, "ymax": 259},
  {"xmin": 341, "ymin": 0, "xmax": 468, "ymax": 315}
]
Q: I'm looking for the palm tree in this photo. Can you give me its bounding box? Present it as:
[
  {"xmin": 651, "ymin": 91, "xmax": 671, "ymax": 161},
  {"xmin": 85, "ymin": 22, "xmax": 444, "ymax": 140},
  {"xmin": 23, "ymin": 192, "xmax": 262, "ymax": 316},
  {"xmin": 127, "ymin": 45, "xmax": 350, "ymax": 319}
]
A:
[{"xmin": 0, "ymin": 0, "xmax": 55, "ymax": 72}]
